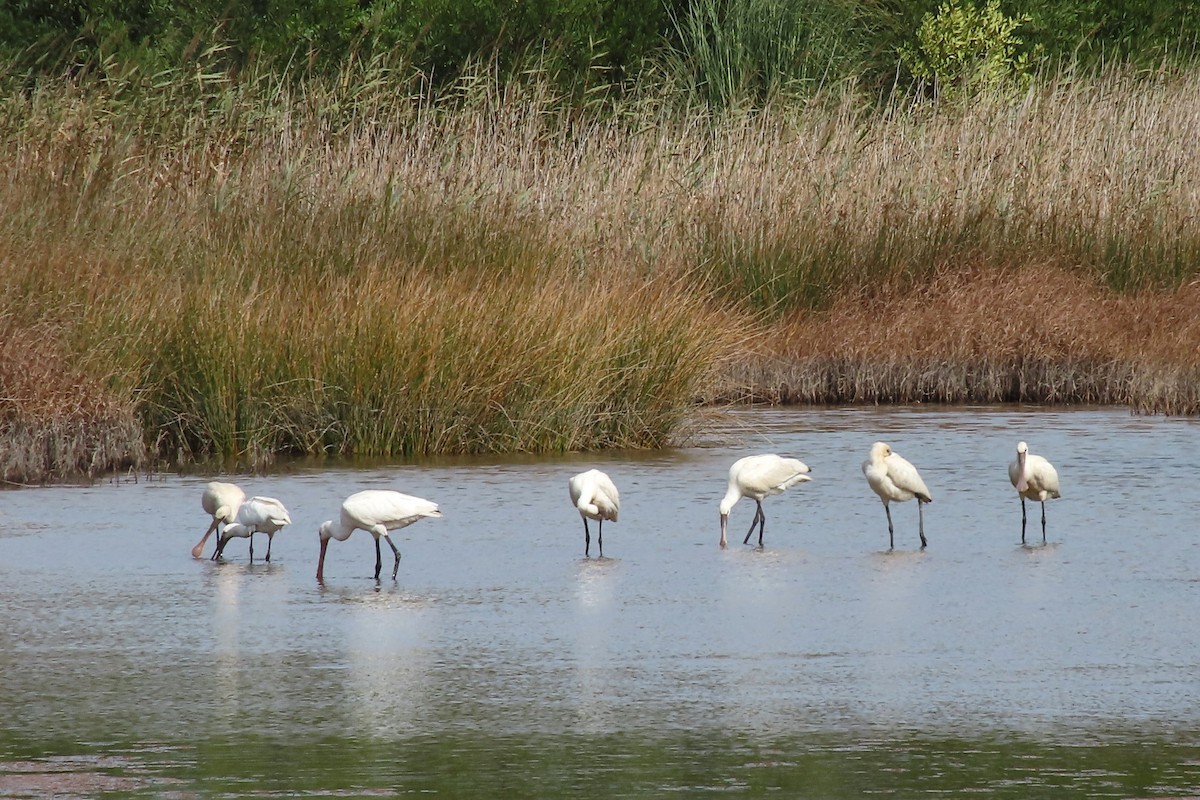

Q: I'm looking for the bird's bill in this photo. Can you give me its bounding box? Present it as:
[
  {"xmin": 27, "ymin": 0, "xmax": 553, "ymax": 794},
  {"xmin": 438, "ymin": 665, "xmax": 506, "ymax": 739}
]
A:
[
  {"xmin": 316, "ymin": 537, "xmax": 330, "ymax": 582},
  {"xmin": 719, "ymin": 513, "xmax": 728, "ymax": 549},
  {"xmin": 1016, "ymin": 449, "xmax": 1029, "ymax": 493},
  {"xmin": 192, "ymin": 520, "xmax": 217, "ymax": 558}
]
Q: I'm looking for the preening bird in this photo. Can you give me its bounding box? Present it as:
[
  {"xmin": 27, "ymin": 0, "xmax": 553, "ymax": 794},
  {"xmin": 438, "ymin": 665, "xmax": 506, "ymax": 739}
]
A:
[
  {"xmin": 1008, "ymin": 441, "xmax": 1061, "ymax": 544},
  {"xmin": 719, "ymin": 454, "xmax": 812, "ymax": 548},
  {"xmin": 863, "ymin": 442, "xmax": 932, "ymax": 549},
  {"xmin": 317, "ymin": 490, "xmax": 442, "ymax": 582},
  {"xmin": 568, "ymin": 469, "xmax": 619, "ymax": 557},
  {"xmin": 212, "ymin": 496, "xmax": 292, "ymax": 563},
  {"xmin": 193, "ymin": 481, "xmax": 245, "ymax": 558}
]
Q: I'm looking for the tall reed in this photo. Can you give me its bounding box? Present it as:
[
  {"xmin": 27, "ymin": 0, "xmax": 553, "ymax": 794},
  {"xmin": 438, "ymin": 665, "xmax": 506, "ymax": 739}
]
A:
[{"xmin": 3, "ymin": 61, "xmax": 1200, "ymax": 479}]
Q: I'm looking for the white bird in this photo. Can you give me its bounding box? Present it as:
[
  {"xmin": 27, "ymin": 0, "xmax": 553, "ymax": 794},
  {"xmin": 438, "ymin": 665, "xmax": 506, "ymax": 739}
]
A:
[
  {"xmin": 1008, "ymin": 441, "xmax": 1061, "ymax": 544},
  {"xmin": 863, "ymin": 442, "xmax": 932, "ymax": 549},
  {"xmin": 568, "ymin": 469, "xmax": 619, "ymax": 557},
  {"xmin": 213, "ymin": 496, "xmax": 292, "ymax": 563},
  {"xmin": 719, "ymin": 454, "xmax": 812, "ymax": 548},
  {"xmin": 317, "ymin": 490, "xmax": 442, "ymax": 582},
  {"xmin": 193, "ymin": 481, "xmax": 245, "ymax": 558}
]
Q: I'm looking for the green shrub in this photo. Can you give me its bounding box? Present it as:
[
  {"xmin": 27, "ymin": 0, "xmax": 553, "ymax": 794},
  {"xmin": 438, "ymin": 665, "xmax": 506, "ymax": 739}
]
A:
[{"xmin": 899, "ymin": 0, "xmax": 1032, "ymax": 100}]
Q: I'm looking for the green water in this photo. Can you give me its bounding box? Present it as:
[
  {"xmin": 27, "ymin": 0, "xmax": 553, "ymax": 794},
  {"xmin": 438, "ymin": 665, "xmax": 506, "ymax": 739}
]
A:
[{"xmin": 2, "ymin": 730, "xmax": 1197, "ymax": 797}]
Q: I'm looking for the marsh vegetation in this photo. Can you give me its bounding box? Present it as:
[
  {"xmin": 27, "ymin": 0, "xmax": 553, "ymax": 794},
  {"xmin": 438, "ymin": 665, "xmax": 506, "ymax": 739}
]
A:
[{"xmin": 3, "ymin": 3, "xmax": 1200, "ymax": 482}]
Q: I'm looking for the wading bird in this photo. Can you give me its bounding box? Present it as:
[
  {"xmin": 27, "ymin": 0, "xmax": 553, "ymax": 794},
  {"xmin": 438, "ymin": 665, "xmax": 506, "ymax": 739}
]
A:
[
  {"xmin": 1008, "ymin": 441, "xmax": 1061, "ymax": 544},
  {"xmin": 317, "ymin": 490, "xmax": 442, "ymax": 582},
  {"xmin": 568, "ymin": 469, "xmax": 619, "ymax": 557},
  {"xmin": 193, "ymin": 481, "xmax": 245, "ymax": 558},
  {"xmin": 719, "ymin": 454, "xmax": 812, "ymax": 548},
  {"xmin": 213, "ymin": 496, "xmax": 292, "ymax": 563},
  {"xmin": 863, "ymin": 442, "xmax": 932, "ymax": 549}
]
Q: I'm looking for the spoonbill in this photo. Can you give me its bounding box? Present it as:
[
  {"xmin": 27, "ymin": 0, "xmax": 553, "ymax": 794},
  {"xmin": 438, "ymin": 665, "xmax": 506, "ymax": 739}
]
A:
[
  {"xmin": 568, "ymin": 469, "xmax": 619, "ymax": 557},
  {"xmin": 212, "ymin": 496, "xmax": 292, "ymax": 563},
  {"xmin": 1008, "ymin": 441, "xmax": 1061, "ymax": 544},
  {"xmin": 193, "ymin": 481, "xmax": 245, "ymax": 558},
  {"xmin": 719, "ymin": 454, "xmax": 812, "ymax": 548},
  {"xmin": 317, "ymin": 490, "xmax": 442, "ymax": 582},
  {"xmin": 863, "ymin": 442, "xmax": 932, "ymax": 549}
]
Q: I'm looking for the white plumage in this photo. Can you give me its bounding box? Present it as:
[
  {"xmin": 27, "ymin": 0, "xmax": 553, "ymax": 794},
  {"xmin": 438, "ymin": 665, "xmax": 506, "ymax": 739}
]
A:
[
  {"xmin": 719, "ymin": 454, "xmax": 812, "ymax": 548},
  {"xmin": 193, "ymin": 481, "xmax": 245, "ymax": 559},
  {"xmin": 568, "ymin": 469, "xmax": 620, "ymax": 557},
  {"xmin": 317, "ymin": 490, "xmax": 443, "ymax": 581},
  {"xmin": 1008, "ymin": 441, "xmax": 1061, "ymax": 544},
  {"xmin": 863, "ymin": 441, "xmax": 932, "ymax": 549},
  {"xmin": 213, "ymin": 496, "xmax": 292, "ymax": 563}
]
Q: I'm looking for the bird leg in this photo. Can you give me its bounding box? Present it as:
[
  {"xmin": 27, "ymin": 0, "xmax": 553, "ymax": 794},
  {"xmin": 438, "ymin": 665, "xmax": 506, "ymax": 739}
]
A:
[
  {"xmin": 385, "ymin": 536, "xmax": 402, "ymax": 579},
  {"xmin": 373, "ymin": 537, "xmax": 382, "ymax": 580},
  {"xmin": 597, "ymin": 519, "xmax": 604, "ymax": 558},
  {"xmin": 918, "ymin": 501, "xmax": 927, "ymax": 548},
  {"xmin": 1040, "ymin": 501, "xmax": 1047, "ymax": 544},
  {"xmin": 212, "ymin": 535, "xmax": 228, "ymax": 561},
  {"xmin": 884, "ymin": 504, "xmax": 894, "ymax": 550},
  {"xmin": 265, "ymin": 533, "xmax": 273, "ymax": 562},
  {"xmin": 583, "ymin": 518, "xmax": 591, "ymax": 557},
  {"xmin": 248, "ymin": 534, "xmax": 255, "ymax": 564},
  {"xmin": 743, "ymin": 502, "xmax": 764, "ymax": 546},
  {"xmin": 1020, "ymin": 496, "xmax": 1028, "ymax": 544}
]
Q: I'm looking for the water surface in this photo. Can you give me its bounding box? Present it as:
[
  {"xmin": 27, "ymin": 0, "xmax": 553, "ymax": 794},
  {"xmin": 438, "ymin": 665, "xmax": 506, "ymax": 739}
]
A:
[{"xmin": 1, "ymin": 406, "xmax": 1198, "ymax": 797}]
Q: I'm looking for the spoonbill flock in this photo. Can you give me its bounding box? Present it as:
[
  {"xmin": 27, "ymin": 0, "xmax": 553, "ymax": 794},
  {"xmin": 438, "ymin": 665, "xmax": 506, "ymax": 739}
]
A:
[{"xmin": 195, "ymin": 441, "xmax": 1061, "ymax": 580}]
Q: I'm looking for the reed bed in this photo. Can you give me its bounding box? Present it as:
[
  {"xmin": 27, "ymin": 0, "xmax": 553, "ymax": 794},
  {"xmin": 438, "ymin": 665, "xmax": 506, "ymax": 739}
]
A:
[
  {"xmin": 721, "ymin": 265, "xmax": 1200, "ymax": 413},
  {"xmin": 2, "ymin": 63, "xmax": 1200, "ymax": 479}
]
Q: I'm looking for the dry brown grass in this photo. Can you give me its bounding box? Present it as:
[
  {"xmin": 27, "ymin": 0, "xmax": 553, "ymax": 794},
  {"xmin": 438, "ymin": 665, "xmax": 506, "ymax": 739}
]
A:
[
  {"xmin": 0, "ymin": 316, "xmax": 146, "ymax": 484},
  {"xmin": 721, "ymin": 264, "xmax": 1200, "ymax": 412}
]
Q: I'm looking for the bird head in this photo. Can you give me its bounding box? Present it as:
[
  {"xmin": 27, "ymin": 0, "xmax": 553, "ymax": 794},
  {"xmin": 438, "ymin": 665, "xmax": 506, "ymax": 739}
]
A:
[{"xmin": 1015, "ymin": 442, "xmax": 1029, "ymax": 492}]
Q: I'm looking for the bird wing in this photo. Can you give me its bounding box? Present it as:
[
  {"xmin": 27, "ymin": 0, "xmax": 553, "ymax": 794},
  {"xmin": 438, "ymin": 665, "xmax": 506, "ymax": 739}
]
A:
[
  {"xmin": 347, "ymin": 490, "xmax": 441, "ymax": 531},
  {"xmin": 887, "ymin": 453, "xmax": 931, "ymax": 502},
  {"xmin": 241, "ymin": 496, "xmax": 292, "ymax": 528},
  {"xmin": 739, "ymin": 455, "xmax": 811, "ymax": 497},
  {"xmin": 1028, "ymin": 455, "xmax": 1061, "ymax": 498},
  {"xmin": 591, "ymin": 472, "xmax": 620, "ymax": 521}
]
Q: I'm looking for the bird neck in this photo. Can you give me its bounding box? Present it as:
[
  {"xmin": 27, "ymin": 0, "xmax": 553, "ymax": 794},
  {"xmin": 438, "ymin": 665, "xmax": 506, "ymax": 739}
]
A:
[{"xmin": 719, "ymin": 487, "xmax": 741, "ymax": 516}]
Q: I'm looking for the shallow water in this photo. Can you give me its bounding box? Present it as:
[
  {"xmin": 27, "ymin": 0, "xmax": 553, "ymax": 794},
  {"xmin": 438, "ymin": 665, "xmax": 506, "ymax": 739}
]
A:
[{"xmin": 1, "ymin": 406, "xmax": 1199, "ymax": 797}]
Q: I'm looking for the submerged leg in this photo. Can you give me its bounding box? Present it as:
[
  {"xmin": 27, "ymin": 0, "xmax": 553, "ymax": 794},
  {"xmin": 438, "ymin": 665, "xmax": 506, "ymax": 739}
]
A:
[
  {"xmin": 743, "ymin": 503, "xmax": 763, "ymax": 545},
  {"xmin": 1040, "ymin": 501, "xmax": 1047, "ymax": 544},
  {"xmin": 384, "ymin": 536, "xmax": 402, "ymax": 579},
  {"xmin": 884, "ymin": 504, "xmax": 894, "ymax": 550},
  {"xmin": 918, "ymin": 501, "xmax": 927, "ymax": 548},
  {"xmin": 1020, "ymin": 496, "xmax": 1028, "ymax": 544}
]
